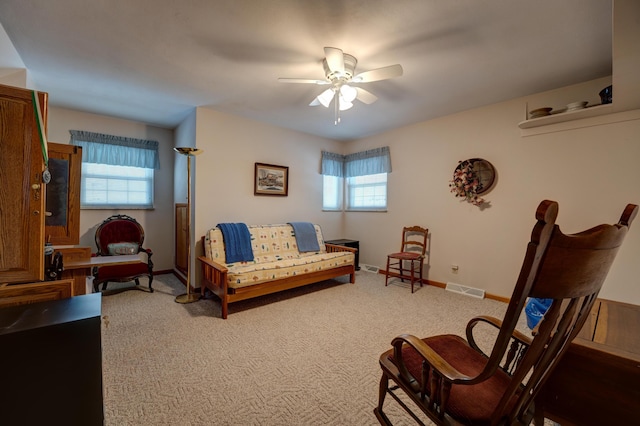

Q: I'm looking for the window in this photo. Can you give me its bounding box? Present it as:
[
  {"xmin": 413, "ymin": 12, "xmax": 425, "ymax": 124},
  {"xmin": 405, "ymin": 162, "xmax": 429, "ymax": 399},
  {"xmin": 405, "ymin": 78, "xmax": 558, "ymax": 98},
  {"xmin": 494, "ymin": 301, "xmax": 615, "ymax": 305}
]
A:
[
  {"xmin": 70, "ymin": 130, "xmax": 159, "ymax": 209},
  {"xmin": 81, "ymin": 163, "xmax": 154, "ymax": 209},
  {"xmin": 323, "ymin": 175, "xmax": 343, "ymax": 210},
  {"xmin": 346, "ymin": 173, "xmax": 387, "ymax": 210},
  {"xmin": 321, "ymin": 147, "xmax": 391, "ymax": 211}
]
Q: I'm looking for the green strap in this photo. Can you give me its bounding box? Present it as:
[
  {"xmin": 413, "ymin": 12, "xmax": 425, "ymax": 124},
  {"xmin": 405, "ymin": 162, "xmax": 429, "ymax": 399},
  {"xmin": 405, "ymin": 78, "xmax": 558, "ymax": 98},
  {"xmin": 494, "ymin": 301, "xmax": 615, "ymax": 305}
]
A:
[{"xmin": 31, "ymin": 90, "xmax": 48, "ymax": 167}]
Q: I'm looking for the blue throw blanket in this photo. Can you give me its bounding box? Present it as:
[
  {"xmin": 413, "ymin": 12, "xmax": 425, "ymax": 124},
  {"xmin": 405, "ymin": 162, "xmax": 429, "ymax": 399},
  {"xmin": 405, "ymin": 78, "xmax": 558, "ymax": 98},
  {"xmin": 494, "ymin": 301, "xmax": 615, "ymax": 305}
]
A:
[
  {"xmin": 217, "ymin": 223, "xmax": 254, "ymax": 263},
  {"xmin": 288, "ymin": 222, "xmax": 320, "ymax": 252}
]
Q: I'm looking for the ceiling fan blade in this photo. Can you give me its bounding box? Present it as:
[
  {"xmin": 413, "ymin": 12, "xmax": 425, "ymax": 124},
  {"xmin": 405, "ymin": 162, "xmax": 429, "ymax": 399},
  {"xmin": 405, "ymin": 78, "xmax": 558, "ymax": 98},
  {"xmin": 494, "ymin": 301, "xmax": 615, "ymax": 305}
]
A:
[
  {"xmin": 355, "ymin": 87, "xmax": 378, "ymax": 104},
  {"xmin": 278, "ymin": 78, "xmax": 329, "ymax": 85},
  {"xmin": 353, "ymin": 64, "xmax": 403, "ymax": 83},
  {"xmin": 309, "ymin": 98, "xmax": 322, "ymax": 106},
  {"xmin": 324, "ymin": 47, "xmax": 345, "ymax": 74}
]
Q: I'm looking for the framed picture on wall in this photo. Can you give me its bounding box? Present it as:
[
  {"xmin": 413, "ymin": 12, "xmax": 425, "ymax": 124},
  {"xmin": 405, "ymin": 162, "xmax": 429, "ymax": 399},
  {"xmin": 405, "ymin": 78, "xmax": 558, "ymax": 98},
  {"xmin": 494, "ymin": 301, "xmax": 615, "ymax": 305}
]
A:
[{"xmin": 254, "ymin": 162, "xmax": 289, "ymax": 196}]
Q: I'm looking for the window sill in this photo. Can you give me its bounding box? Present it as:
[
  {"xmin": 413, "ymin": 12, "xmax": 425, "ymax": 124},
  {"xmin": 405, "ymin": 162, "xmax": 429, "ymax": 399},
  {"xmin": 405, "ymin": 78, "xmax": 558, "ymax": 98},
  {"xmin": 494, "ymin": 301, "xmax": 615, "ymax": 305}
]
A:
[
  {"xmin": 81, "ymin": 206, "xmax": 155, "ymax": 210},
  {"xmin": 345, "ymin": 209, "xmax": 388, "ymax": 213}
]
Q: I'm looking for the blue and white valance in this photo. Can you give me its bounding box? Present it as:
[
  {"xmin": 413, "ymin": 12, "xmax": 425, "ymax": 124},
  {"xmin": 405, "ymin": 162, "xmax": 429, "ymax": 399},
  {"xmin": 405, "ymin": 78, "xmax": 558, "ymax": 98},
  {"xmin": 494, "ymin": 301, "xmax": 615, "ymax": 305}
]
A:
[
  {"xmin": 70, "ymin": 130, "xmax": 160, "ymax": 169},
  {"xmin": 321, "ymin": 146, "xmax": 391, "ymax": 178},
  {"xmin": 321, "ymin": 151, "xmax": 346, "ymax": 177}
]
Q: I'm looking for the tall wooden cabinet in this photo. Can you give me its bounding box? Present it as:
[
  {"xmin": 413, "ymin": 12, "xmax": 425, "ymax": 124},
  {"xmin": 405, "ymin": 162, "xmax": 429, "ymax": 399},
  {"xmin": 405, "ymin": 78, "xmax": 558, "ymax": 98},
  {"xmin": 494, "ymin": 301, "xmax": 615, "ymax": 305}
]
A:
[{"xmin": 0, "ymin": 84, "xmax": 48, "ymax": 284}]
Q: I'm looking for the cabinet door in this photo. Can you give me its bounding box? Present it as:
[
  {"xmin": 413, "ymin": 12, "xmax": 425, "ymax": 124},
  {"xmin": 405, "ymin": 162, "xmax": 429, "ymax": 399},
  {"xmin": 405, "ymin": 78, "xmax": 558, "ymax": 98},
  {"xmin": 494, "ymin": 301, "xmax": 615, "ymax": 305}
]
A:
[
  {"xmin": 45, "ymin": 142, "xmax": 81, "ymax": 245},
  {"xmin": 175, "ymin": 203, "xmax": 188, "ymax": 275},
  {"xmin": 0, "ymin": 84, "xmax": 47, "ymax": 283}
]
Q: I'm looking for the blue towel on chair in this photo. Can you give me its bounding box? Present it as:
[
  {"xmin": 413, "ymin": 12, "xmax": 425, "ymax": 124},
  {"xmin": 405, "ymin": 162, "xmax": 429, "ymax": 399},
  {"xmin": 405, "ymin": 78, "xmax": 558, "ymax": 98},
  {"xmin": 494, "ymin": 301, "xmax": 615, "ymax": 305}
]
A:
[
  {"xmin": 288, "ymin": 222, "xmax": 320, "ymax": 252},
  {"xmin": 217, "ymin": 223, "xmax": 254, "ymax": 263}
]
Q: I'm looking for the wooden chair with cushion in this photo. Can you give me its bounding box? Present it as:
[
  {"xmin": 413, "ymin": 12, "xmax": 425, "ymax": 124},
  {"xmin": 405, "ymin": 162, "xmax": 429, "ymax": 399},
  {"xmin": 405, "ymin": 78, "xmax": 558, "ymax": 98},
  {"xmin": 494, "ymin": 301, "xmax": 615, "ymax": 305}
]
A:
[
  {"xmin": 93, "ymin": 214, "xmax": 154, "ymax": 293},
  {"xmin": 374, "ymin": 200, "xmax": 637, "ymax": 426},
  {"xmin": 385, "ymin": 226, "xmax": 429, "ymax": 293}
]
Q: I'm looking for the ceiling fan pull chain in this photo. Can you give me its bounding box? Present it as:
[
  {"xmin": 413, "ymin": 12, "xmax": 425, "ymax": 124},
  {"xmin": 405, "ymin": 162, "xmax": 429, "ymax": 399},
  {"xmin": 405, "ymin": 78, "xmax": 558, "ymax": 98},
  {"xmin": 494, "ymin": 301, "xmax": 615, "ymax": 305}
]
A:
[{"xmin": 334, "ymin": 90, "xmax": 340, "ymax": 125}]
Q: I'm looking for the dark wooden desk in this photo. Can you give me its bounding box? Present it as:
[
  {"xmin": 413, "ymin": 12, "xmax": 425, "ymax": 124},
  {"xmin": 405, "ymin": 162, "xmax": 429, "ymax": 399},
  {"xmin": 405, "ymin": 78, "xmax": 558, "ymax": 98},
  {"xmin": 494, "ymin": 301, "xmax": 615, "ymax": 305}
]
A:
[{"xmin": 539, "ymin": 299, "xmax": 640, "ymax": 425}]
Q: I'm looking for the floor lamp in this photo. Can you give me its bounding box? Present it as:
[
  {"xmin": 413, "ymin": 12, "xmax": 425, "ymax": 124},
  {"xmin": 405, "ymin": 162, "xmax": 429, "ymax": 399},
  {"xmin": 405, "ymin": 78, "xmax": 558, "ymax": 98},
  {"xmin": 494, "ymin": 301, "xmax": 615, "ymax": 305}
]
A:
[{"xmin": 174, "ymin": 147, "xmax": 203, "ymax": 304}]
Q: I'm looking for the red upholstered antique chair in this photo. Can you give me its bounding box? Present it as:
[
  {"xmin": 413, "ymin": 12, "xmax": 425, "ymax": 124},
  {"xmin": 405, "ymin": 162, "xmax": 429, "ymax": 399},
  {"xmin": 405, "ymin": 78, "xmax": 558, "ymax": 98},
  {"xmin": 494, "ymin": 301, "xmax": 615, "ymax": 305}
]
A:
[
  {"xmin": 374, "ymin": 200, "xmax": 637, "ymax": 426},
  {"xmin": 385, "ymin": 226, "xmax": 428, "ymax": 293},
  {"xmin": 93, "ymin": 214, "xmax": 154, "ymax": 293}
]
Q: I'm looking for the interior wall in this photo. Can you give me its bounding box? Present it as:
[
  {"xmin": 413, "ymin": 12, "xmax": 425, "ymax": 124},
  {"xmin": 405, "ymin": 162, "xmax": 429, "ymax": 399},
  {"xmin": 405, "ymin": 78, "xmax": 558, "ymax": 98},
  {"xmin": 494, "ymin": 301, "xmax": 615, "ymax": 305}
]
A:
[
  {"xmin": 345, "ymin": 76, "xmax": 640, "ymax": 304},
  {"xmin": 0, "ymin": 68, "xmax": 27, "ymax": 87},
  {"xmin": 174, "ymin": 110, "xmax": 197, "ymax": 204},
  {"xmin": 47, "ymin": 107, "xmax": 176, "ymax": 272},
  {"xmin": 191, "ymin": 108, "xmax": 346, "ymax": 263},
  {"xmin": 0, "ymin": 21, "xmax": 31, "ymax": 88}
]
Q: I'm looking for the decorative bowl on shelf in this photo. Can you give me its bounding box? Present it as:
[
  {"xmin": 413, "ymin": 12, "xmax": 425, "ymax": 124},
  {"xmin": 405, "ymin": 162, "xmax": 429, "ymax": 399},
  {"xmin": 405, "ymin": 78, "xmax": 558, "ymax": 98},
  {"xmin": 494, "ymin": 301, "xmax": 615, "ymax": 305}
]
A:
[
  {"xmin": 599, "ymin": 85, "xmax": 612, "ymax": 104},
  {"xmin": 566, "ymin": 101, "xmax": 588, "ymax": 111},
  {"xmin": 529, "ymin": 107, "xmax": 553, "ymax": 118}
]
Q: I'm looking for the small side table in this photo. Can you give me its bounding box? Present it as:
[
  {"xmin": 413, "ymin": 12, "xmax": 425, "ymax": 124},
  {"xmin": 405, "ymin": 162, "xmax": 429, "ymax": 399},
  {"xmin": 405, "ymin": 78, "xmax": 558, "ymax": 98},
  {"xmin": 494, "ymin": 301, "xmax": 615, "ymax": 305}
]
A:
[{"xmin": 325, "ymin": 239, "xmax": 360, "ymax": 270}]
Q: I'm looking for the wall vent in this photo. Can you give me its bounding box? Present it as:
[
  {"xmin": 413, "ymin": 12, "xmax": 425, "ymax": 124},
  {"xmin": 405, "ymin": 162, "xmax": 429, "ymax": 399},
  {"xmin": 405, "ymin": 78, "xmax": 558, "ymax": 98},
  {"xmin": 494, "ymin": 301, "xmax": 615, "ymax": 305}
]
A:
[
  {"xmin": 360, "ymin": 264, "xmax": 380, "ymax": 273},
  {"xmin": 445, "ymin": 282, "xmax": 485, "ymax": 299}
]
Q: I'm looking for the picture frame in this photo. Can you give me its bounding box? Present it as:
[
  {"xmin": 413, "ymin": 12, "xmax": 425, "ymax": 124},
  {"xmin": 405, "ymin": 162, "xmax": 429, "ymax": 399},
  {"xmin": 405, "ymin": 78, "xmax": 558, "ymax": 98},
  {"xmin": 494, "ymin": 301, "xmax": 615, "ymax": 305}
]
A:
[{"xmin": 254, "ymin": 162, "xmax": 288, "ymax": 196}]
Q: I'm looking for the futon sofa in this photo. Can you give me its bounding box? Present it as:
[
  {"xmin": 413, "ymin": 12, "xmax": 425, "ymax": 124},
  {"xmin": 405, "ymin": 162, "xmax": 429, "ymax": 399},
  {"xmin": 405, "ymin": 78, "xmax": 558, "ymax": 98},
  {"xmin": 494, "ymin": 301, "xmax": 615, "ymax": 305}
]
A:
[{"xmin": 198, "ymin": 223, "xmax": 356, "ymax": 319}]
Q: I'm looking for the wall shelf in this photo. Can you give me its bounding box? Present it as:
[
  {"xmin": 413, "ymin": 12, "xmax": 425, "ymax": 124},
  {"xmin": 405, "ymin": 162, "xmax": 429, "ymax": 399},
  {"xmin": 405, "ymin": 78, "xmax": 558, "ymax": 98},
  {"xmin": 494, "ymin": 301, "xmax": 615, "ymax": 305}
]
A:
[
  {"xmin": 518, "ymin": 105, "xmax": 640, "ymax": 136},
  {"xmin": 519, "ymin": 104, "xmax": 613, "ymax": 129}
]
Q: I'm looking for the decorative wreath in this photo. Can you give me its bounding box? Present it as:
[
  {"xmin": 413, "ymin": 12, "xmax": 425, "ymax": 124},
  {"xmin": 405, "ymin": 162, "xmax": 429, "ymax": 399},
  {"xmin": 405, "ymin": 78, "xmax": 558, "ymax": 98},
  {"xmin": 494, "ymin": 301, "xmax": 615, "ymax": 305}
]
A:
[{"xmin": 449, "ymin": 159, "xmax": 488, "ymax": 206}]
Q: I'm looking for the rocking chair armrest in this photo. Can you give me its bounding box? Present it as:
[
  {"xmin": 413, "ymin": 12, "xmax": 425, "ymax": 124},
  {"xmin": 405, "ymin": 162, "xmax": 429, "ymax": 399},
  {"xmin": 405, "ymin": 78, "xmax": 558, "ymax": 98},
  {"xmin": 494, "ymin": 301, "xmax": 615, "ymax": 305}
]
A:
[
  {"xmin": 392, "ymin": 334, "xmax": 472, "ymax": 384},
  {"xmin": 466, "ymin": 315, "xmax": 532, "ymax": 365},
  {"xmin": 467, "ymin": 316, "xmax": 532, "ymax": 350}
]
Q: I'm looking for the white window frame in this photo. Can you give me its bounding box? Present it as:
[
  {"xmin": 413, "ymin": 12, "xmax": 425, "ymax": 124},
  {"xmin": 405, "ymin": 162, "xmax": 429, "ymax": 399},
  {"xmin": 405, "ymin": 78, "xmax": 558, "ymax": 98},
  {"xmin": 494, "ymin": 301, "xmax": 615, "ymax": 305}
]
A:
[
  {"xmin": 346, "ymin": 172, "xmax": 388, "ymax": 211},
  {"xmin": 80, "ymin": 162, "xmax": 154, "ymax": 209}
]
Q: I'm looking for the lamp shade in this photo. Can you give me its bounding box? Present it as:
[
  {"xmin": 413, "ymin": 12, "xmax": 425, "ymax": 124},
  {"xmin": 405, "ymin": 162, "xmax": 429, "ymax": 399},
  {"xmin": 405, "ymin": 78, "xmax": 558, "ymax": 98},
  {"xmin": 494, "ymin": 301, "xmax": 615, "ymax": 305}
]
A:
[
  {"xmin": 317, "ymin": 88, "xmax": 335, "ymax": 108},
  {"xmin": 340, "ymin": 84, "xmax": 357, "ymax": 103}
]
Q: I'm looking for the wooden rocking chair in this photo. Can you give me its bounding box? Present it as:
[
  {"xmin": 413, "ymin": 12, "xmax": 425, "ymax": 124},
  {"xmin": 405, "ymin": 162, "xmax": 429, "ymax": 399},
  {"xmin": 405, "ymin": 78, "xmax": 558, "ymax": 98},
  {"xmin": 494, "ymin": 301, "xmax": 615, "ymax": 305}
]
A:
[{"xmin": 374, "ymin": 200, "xmax": 637, "ymax": 425}]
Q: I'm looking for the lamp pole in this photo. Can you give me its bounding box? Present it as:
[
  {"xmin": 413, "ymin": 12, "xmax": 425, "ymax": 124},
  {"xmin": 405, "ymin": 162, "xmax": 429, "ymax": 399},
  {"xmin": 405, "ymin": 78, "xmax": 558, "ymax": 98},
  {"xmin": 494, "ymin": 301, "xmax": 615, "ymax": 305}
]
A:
[{"xmin": 174, "ymin": 147, "xmax": 203, "ymax": 304}]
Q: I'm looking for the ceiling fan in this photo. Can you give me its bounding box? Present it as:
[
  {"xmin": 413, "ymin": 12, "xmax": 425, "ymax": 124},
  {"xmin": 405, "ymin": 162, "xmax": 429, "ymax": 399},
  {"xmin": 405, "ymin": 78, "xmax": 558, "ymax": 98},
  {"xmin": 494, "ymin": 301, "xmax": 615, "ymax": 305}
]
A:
[{"xmin": 278, "ymin": 47, "xmax": 403, "ymax": 125}]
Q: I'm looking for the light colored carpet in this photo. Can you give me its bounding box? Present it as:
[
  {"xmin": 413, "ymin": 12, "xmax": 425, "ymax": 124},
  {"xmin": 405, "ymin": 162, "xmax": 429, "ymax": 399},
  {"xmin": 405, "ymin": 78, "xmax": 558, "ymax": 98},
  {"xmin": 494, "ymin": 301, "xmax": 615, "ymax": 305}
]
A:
[{"xmin": 101, "ymin": 272, "xmax": 525, "ymax": 425}]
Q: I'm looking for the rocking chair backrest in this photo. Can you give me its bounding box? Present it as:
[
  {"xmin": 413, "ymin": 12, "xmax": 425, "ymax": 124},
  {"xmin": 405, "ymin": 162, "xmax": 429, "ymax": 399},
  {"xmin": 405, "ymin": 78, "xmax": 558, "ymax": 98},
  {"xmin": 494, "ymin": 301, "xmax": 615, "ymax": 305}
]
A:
[{"xmin": 485, "ymin": 200, "xmax": 638, "ymax": 424}]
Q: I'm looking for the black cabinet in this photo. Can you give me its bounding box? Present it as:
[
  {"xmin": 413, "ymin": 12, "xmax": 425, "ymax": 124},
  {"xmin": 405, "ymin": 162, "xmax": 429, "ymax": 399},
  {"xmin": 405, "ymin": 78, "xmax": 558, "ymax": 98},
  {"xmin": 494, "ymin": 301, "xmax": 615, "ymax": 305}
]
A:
[
  {"xmin": 325, "ymin": 239, "xmax": 360, "ymax": 270},
  {"xmin": 0, "ymin": 293, "xmax": 104, "ymax": 425}
]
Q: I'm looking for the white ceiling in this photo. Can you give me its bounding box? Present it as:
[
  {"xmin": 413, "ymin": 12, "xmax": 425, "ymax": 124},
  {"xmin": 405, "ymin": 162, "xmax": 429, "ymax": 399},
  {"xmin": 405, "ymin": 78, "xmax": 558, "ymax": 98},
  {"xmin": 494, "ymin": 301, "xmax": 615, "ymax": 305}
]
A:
[{"xmin": 0, "ymin": 0, "xmax": 612, "ymax": 141}]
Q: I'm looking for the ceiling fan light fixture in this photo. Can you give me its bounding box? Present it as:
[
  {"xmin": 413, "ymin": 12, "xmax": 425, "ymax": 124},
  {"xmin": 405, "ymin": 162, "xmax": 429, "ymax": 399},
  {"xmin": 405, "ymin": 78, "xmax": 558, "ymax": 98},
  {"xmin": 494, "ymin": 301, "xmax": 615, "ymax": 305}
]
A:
[
  {"xmin": 317, "ymin": 88, "xmax": 335, "ymax": 108},
  {"xmin": 279, "ymin": 47, "xmax": 402, "ymax": 125},
  {"xmin": 339, "ymin": 100, "xmax": 353, "ymax": 111},
  {"xmin": 340, "ymin": 85, "xmax": 357, "ymax": 103}
]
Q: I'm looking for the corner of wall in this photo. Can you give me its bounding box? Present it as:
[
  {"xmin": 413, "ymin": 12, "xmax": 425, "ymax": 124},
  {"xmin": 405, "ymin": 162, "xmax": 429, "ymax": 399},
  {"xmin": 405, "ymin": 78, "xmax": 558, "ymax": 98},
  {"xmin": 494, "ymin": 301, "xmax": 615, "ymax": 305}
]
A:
[{"xmin": 0, "ymin": 68, "xmax": 27, "ymax": 87}]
